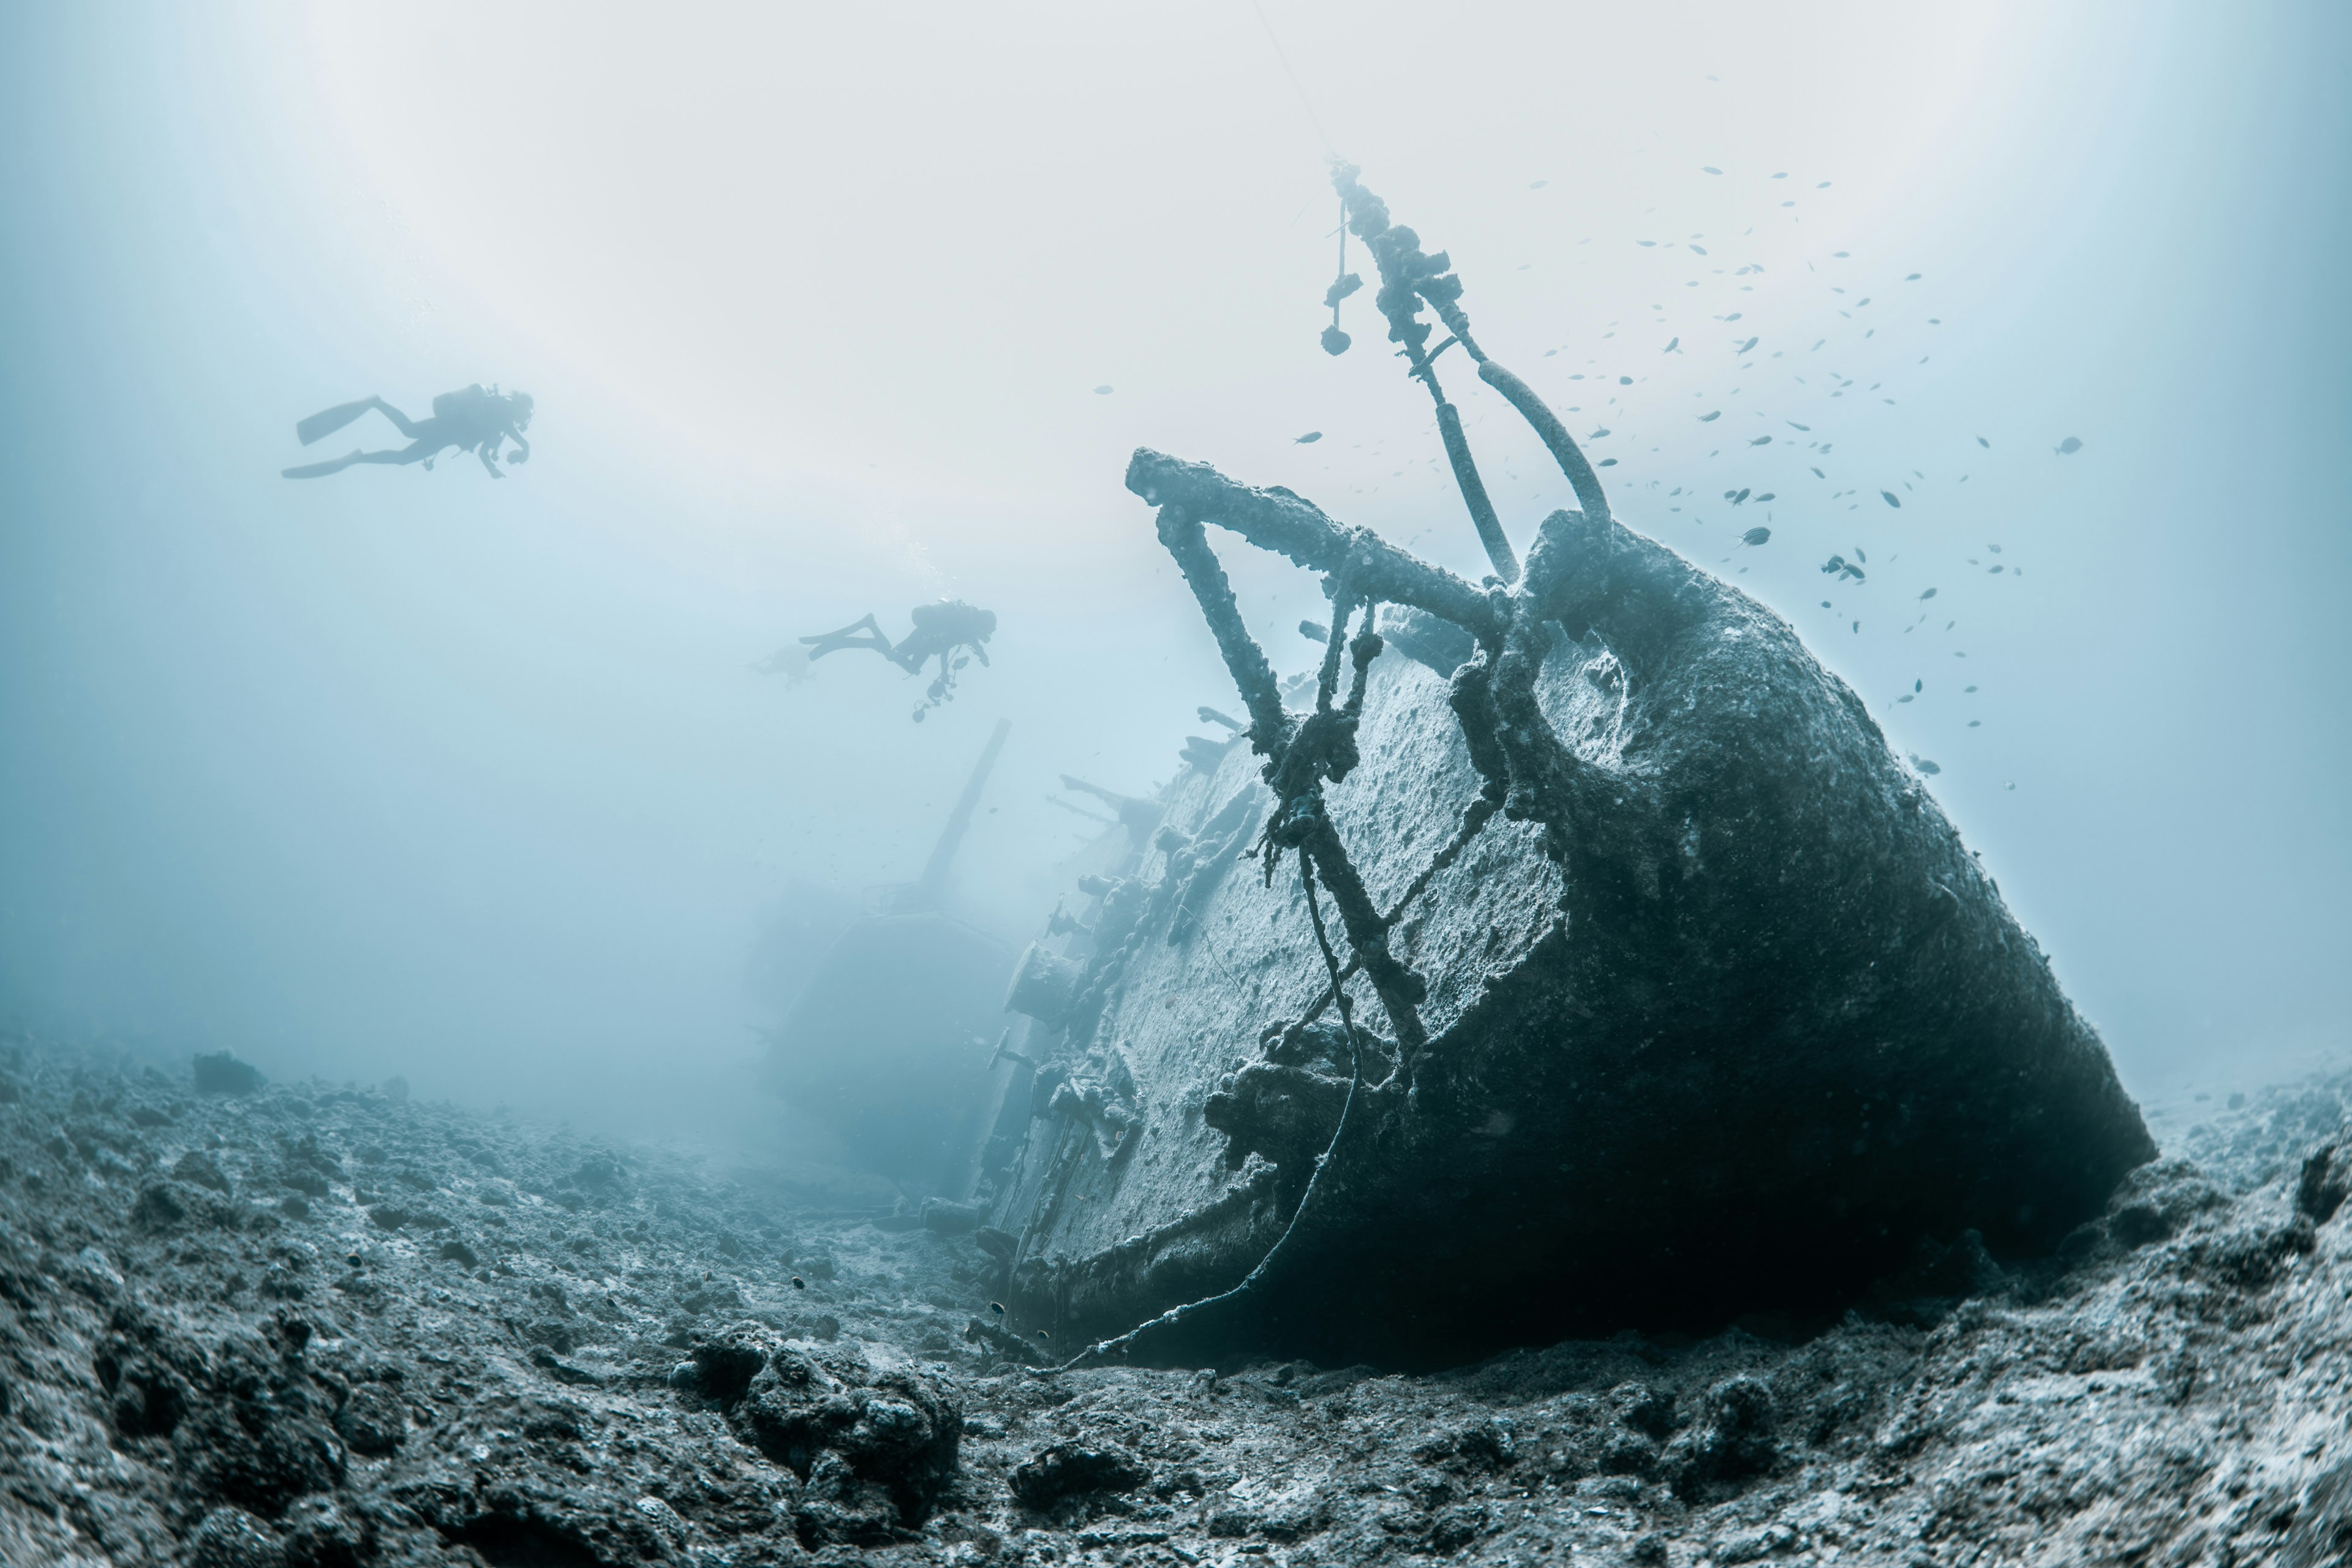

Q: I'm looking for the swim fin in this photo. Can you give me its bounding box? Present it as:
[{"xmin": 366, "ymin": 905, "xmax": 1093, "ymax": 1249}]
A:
[
  {"xmin": 295, "ymin": 399, "xmax": 377, "ymax": 446},
  {"xmin": 282, "ymin": 450, "xmax": 360, "ymax": 479}
]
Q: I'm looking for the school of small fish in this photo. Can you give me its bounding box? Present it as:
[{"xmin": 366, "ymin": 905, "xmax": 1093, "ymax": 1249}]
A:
[{"xmin": 1129, "ymin": 159, "xmax": 2101, "ymax": 797}]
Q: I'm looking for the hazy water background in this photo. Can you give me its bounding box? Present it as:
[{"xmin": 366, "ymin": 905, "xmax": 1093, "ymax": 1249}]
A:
[{"xmin": 1, "ymin": 3, "xmax": 2345, "ymax": 1140}]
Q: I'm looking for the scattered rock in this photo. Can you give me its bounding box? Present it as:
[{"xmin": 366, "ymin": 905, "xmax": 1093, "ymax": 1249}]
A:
[
  {"xmin": 175, "ymin": 1150, "xmax": 233, "ymax": 1194},
  {"xmin": 731, "ymin": 1342, "xmax": 962, "ymax": 1543},
  {"xmin": 687, "ymin": 1332, "xmax": 769, "ymax": 1404},
  {"xmin": 175, "ymin": 1331, "xmax": 346, "ymax": 1513},
  {"xmin": 2299, "ymin": 1142, "xmax": 2351, "ymax": 1225},
  {"xmin": 186, "ymin": 1506, "xmax": 286, "ymax": 1568},
  {"xmin": 1664, "ymin": 1376, "xmax": 1779, "ymax": 1498},
  {"xmin": 194, "ymin": 1052, "xmax": 265, "ymax": 1096},
  {"xmin": 277, "ymin": 1494, "xmax": 371, "ymax": 1568},
  {"xmin": 132, "ymin": 1180, "xmax": 191, "ymax": 1230},
  {"xmin": 335, "ymin": 1382, "xmax": 405, "ymax": 1457},
  {"xmin": 1009, "ymin": 1441, "xmax": 1147, "ymax": 1509},
  {"xmin": 1429, "ymin": 1501, "xmax": 1490, "ymax": 1552}
]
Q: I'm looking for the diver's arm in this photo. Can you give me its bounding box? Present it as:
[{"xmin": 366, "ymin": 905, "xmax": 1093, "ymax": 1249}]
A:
[
  {"xmin": 970, "ymin": 643, "xmax": 991, "ymax": 666},
  {"xmin": 478, "ymin": 442, "xmax": 504, "ymax": 478},
  {"xmin": 506, "ymin": 431, "xmax": 530, "ymax": 464}
]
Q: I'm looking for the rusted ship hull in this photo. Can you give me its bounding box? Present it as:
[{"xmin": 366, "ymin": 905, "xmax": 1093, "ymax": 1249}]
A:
[{"xmin": 980, "ymin": 475, "xmax": 2152, "ymax": 1367}]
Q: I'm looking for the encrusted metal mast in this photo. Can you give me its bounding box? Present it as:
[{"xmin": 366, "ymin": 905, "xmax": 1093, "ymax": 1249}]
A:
[
  {"xmin": 1324, "ymin": 163, "xmax": 1615, "ymax": 581},
  {"xmin": 1038, "ymin": 172, "xmax": 1646, "ymax": 1368}
]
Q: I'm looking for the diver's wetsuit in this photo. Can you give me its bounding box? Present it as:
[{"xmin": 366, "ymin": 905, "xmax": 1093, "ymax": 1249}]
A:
[{"xmin": 282, "ymin": 386, "xmax": 533, "ymax": 479}]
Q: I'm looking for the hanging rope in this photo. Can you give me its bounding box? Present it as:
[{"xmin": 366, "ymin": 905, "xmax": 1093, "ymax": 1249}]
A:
[
  {"xmin": 1033, "ymin": 855, "xmax": 1365, "ymax": 1376},
  {"xmin": 1250, "ymin": 0, "xmax": 1337, "ymax": 158},
  {"xmin": 1323, "ymin": 196, "xmax": 1360, "ymax": 356}
]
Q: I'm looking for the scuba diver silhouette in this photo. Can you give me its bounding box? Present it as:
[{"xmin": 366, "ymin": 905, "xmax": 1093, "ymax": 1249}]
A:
[
  {"xmin": 282, "ymin": 385, "xmax": 533, "ymax": 479},
  {"xmin": 794, "ymin": 600, "xmax": 998, "ymax": 719}
]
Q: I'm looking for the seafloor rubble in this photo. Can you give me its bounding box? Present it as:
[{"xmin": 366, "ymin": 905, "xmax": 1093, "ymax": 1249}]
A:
[{"xmin": 5, "ymin": 1036, "xmax": 2352, "ymax": 1568}]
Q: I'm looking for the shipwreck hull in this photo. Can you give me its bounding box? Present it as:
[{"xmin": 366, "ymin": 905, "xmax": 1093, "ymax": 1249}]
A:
[
  {"xmin": 766, "ymin": 911, "xmax": 1013, "ymax": 1194},
  {"xmin": 984, "ymin": 475, "xmax": 2153, "ymax": 1368}
]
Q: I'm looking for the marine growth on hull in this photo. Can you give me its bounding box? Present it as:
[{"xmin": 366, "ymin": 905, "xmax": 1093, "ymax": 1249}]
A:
[{"xmin": 970, "ymin": 166, "xmax": 2152, "ymax": 1370}]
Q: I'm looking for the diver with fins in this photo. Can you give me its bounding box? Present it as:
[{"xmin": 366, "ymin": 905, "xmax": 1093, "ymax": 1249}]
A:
[
  {"xmin": 282, "ymin": 385, "xmax": 533, "ymax": 479},
  {"xmin": 800, "ymin": 600, "xmax": 997, "ymax": 676},
  {"xmin": 788, "ymin": 600, "xmax": 999, "ymax": 718}
]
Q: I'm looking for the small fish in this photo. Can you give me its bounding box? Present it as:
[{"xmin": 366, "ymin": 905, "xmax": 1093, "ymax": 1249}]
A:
[
  {"xmin": 1965, "ymin": 685, "xmax": 1978, "ymax": 693},
  {"xmin": 990, "ymin": 1301, "xmax": 1006, "ymax": 1315},
  {"xmin": 1733, "ymin": 488, "xmax": 1751, "ymax": 504},
  {"xmin": 1742, "ymin": 526, "xmax": 1771, "ymax": 546},
  {"xmin": 1691, "ymin": 244, "xmax": 1709, "ymax": 255},
  {"xmin": 1618, "ymin": 375, "xmax": 1633, "ymax": 385},
  {"xmin": 1737, "ymin": 336, "xmax": 1758, "ymax": 355},
  {"xmin": 1906, "ymin": 273, "xmax": 1922, "ymax": 281},
  {"xmin": 1898, "ymin": 695, "xmax": 1915, "ymax": 704},
  {"xmin": 1853, "ymin": 547, "xmax": 1867, "ymax": 563},
  {"xmin": 1788, "ymin": 421, "xmax": 1811, "ymax": 431},
  {"xmin": 1599, "ymin": 458, "xmax": 1617, "ymax": 466},
  {"xmin": 1529, "ymin": 179, "xmax": 1549, "ymax": 189},
  {"xmin": 1913, "ymin": 679, "xmax": 1923, "ymax": 692},
  {"xmin": 2054, "ymin": 435, "xmax": 2083, "ymax": 455},
  {"xmin": 1699, "ymin": 410, "xmax": 1721, "ymax": 422},
  {"xmin": 1754, "ymin": 492, "xmax": 1776, "ymax": 503},
  {"xmin": 1988, "ymin": 543, "xmax": 2001, "ymax": 552},
  {"xmin": 1702, "ymin": 166, "xmax": 1722, "ymax": 175},
  {"xmin": 1749, "ymin": 435, "xmax": 1773, "ymax": 447},
  {"xmin": 2004, "ymin": 782, "xmax": 2016, "ymax": 791},
  {"xmin": 1914, "ymin": 758, "xmax": 1941, "ymax": 775},
  {"xmin": 1967, "ymin": 720, "xmax": 1981, "ymax": 728},
  {"xmin": 1881, "ymin": 491, "xmax": 1902, "ymax": 508},
  {"xmin": 1919, "ymin": 587, "xmax": 1937, "ymax": 601},
  {"xmin": 791, "ymin": 1276, "xmax": 807, "ymax": 1290},
  {"xmin": 1810, "ymin": 467, "xmax": 1825, "ymax": 478},
  {"xmin": 1664, "ymin": 337, "xmax": 1681, "ymax": 352},
  {"xmin": 1977, "ymin": 435, "xmax": 1991, "ymax": 448},
  {"xmin": 1094, "ymin": 385, "xmax": 1114, "ymax": 395},
  {"xmin": 1591, "ymin": 427, "xmax": 1612, "ymax": 439},
  {"xmin": 1295, "ymin": 431, "xmax": 1323, "ymax": 443}
]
